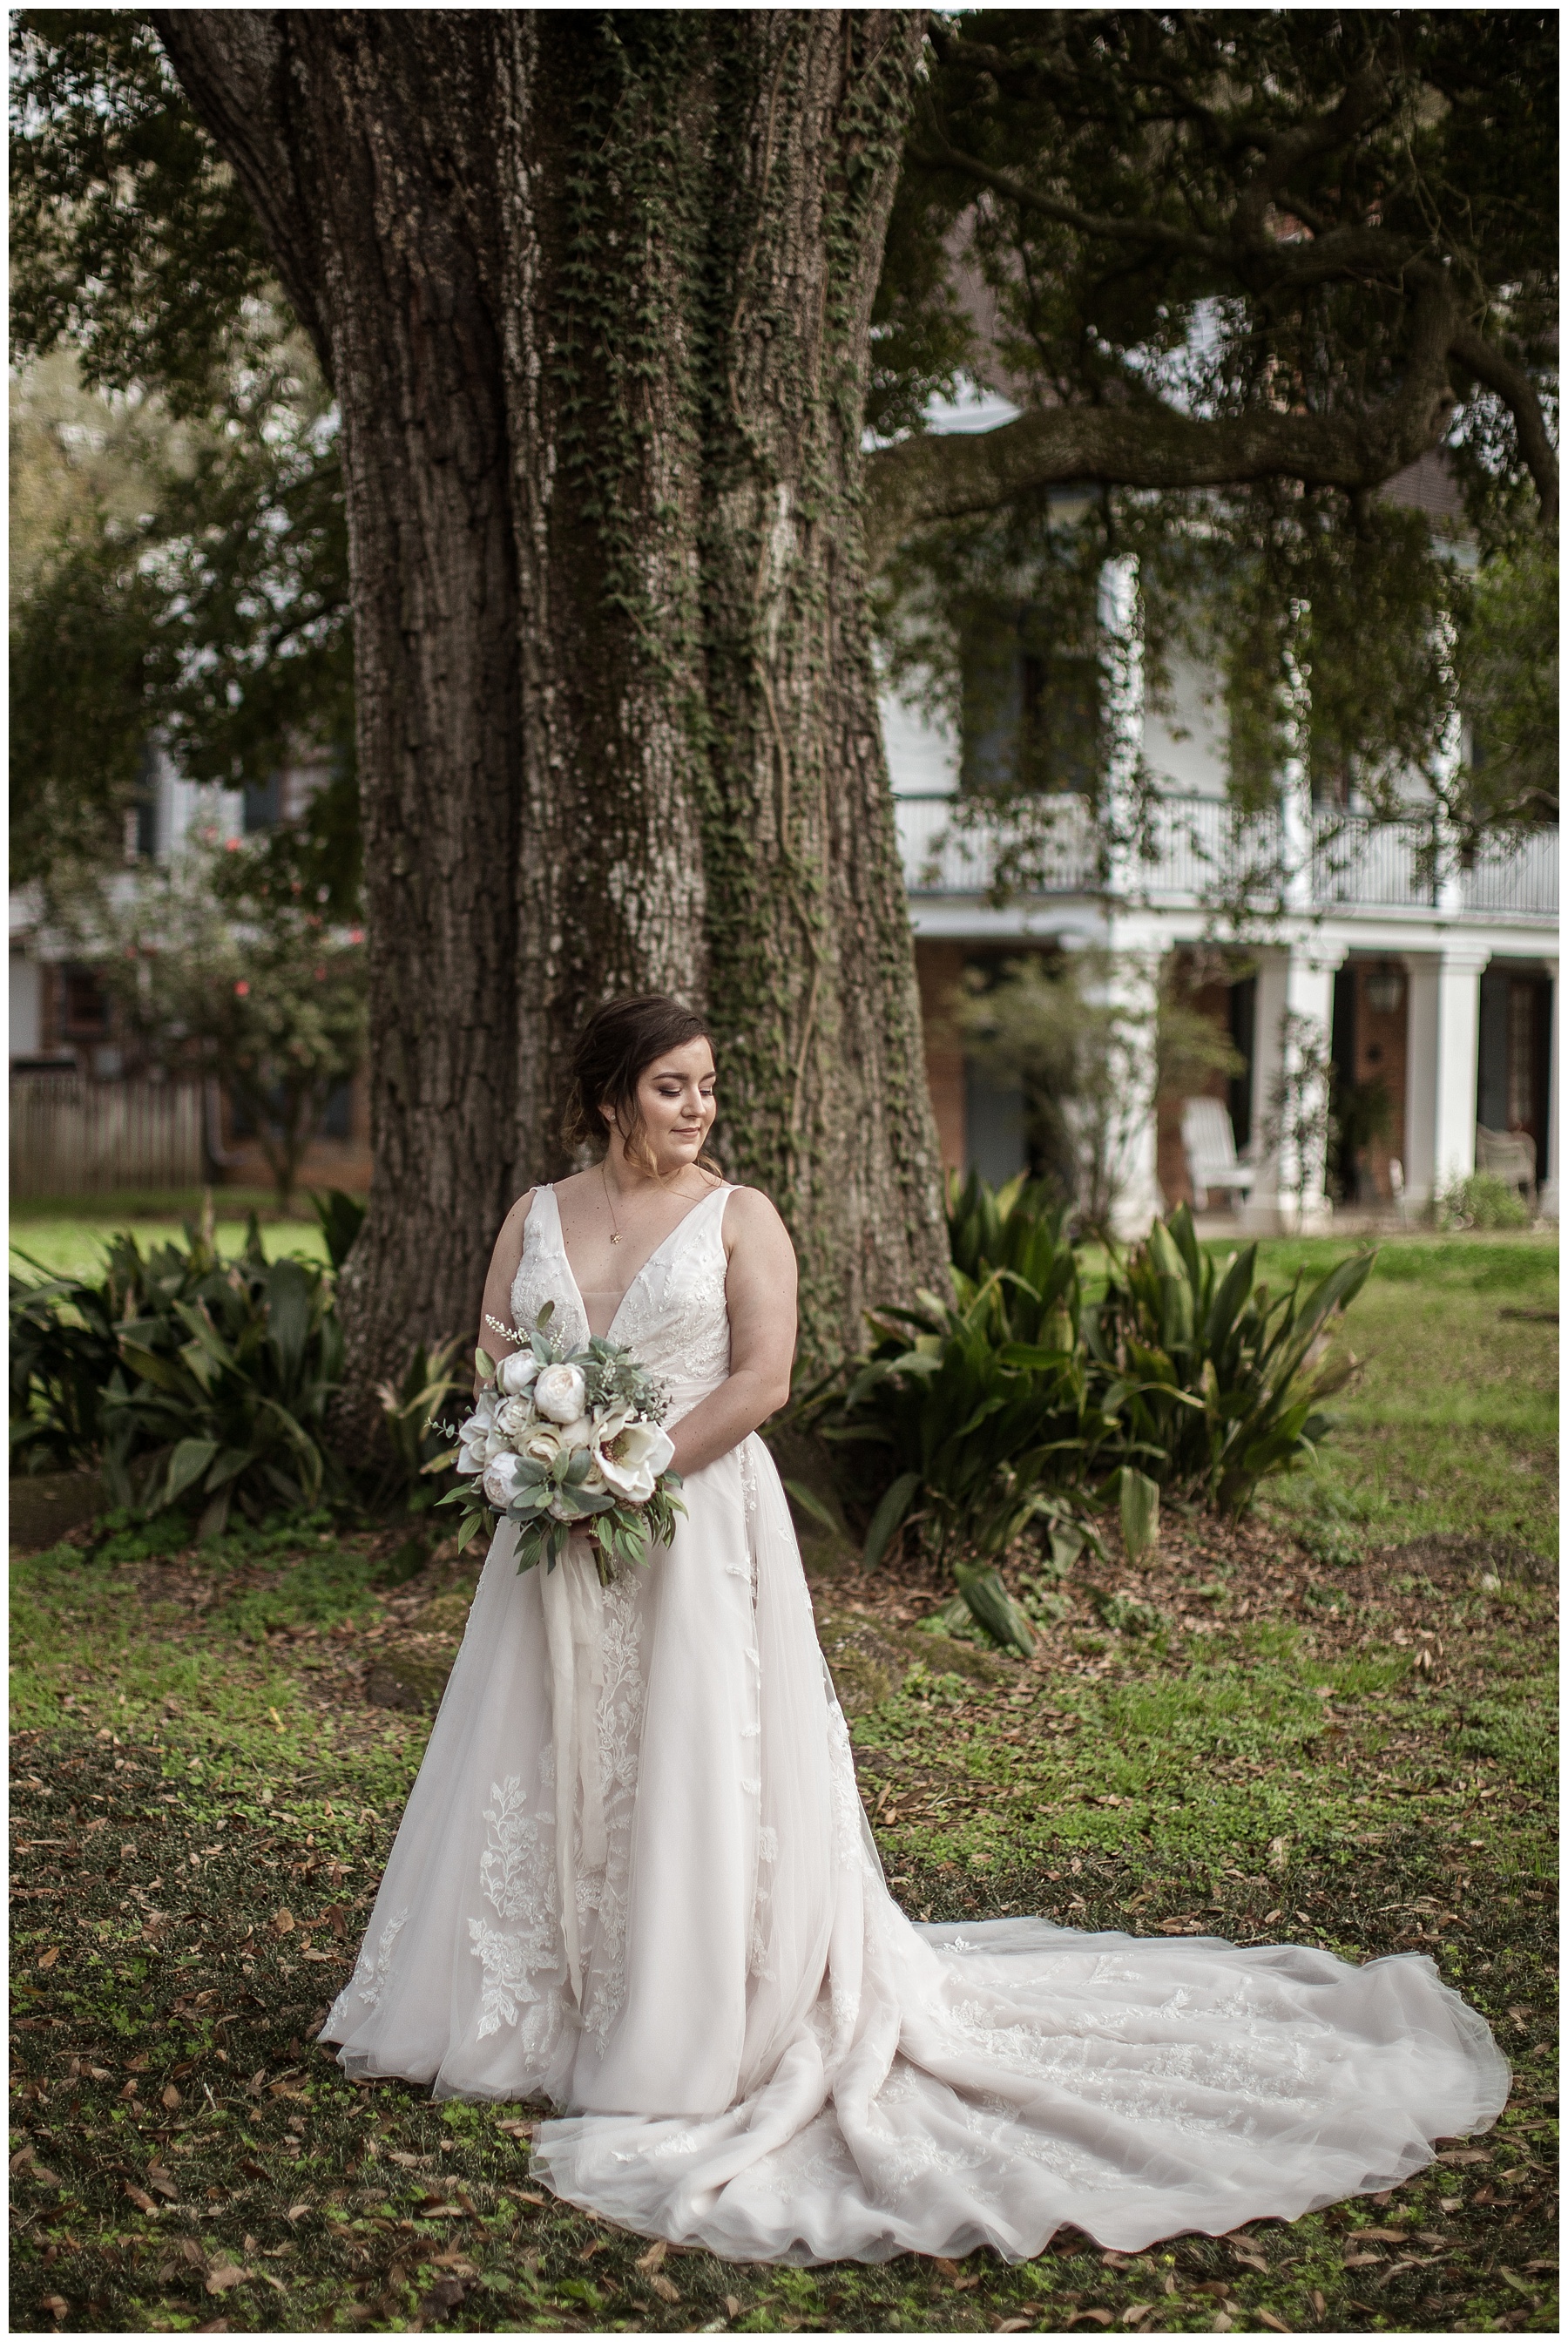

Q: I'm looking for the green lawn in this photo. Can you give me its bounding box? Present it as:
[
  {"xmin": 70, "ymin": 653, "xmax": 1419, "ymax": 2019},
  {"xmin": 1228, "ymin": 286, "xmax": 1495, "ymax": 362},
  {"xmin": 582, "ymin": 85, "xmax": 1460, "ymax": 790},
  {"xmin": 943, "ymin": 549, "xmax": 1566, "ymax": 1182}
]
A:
[
  {"xmin": 9, "ymin": 1232, "xmax": 1558, "ymax": 2334},
  {"xmin": 10, "ymin": 1193, "xmax": 329, "ymax": 1283}
]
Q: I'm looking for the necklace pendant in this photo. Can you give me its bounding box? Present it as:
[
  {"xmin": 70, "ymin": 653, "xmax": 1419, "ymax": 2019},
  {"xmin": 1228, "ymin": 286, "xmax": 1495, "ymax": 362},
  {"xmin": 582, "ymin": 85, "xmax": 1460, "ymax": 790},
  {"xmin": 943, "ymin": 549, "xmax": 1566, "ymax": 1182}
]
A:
[{"xmin": 610, "ymin": 1233, "xmax": 623, "ymax": 1245}]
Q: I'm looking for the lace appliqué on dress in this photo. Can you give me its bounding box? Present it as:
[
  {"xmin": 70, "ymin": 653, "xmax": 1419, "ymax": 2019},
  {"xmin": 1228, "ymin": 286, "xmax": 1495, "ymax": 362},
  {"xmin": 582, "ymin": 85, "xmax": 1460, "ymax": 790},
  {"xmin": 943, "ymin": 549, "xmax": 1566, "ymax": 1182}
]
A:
[
  {"xmin": 575, "ymin": 1573, "xmax": 648, "ymax": 2053},
  {"xmin": 467, "ymin": 1769, "xmax": 567, "ymax": 2051},
  {"xmin": 327, "ymin": 1905, "xmax": 409, "ymax": 2033}
]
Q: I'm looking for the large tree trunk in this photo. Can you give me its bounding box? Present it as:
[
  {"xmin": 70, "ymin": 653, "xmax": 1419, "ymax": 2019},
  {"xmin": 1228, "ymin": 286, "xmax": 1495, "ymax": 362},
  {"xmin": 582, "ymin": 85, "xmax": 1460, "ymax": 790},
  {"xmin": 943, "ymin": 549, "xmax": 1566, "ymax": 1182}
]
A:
[{"xmin": 153, "ymin": 8, "xmax": 945, "ymax": 1422}]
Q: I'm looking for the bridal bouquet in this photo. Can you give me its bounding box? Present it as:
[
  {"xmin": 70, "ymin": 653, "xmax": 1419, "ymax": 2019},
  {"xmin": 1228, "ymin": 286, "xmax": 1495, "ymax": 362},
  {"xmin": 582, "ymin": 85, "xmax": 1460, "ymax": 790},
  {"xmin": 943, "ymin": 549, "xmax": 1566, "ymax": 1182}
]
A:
[{"xmin": 436, "ymin": 1301, "xmax": 683, "ymax": 1583}]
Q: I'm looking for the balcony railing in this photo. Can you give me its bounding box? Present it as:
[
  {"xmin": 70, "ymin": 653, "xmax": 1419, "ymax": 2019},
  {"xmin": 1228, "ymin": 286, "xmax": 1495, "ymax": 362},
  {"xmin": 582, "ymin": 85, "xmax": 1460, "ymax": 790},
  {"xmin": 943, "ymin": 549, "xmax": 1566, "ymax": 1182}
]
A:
[{"xmin": 894, "ymin": 794, "xmax": 1558, "ymax": 924}]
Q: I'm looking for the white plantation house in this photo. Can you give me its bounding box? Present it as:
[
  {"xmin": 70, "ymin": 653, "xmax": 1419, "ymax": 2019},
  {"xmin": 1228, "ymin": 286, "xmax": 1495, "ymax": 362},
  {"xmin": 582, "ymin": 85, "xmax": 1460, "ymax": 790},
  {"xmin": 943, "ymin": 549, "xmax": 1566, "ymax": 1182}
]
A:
[
  {"xmin": 879, "ymin": 401, "xmax": 1557, "ymax": 1230},
  {"xmin": 884, "ymin": 617, "xmax": 1558, "ymax": 1230}
]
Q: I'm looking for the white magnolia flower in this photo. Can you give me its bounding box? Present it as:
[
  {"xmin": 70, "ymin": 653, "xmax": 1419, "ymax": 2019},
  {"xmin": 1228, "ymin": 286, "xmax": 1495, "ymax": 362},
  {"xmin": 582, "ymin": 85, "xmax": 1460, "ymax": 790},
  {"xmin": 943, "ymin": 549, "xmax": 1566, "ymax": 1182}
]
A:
[
  {"xmin": 534, "ymin": 1363, "xmax": 588, "ymax": 1424},
  {"xmin": 482, "ymin": 1452, "xmax": 525, "ymax": 1508},
  {"xmin": 497, "ymin": 1349, "xmax": 541, "ymax": 1396},
  {"xmin": 456, "ymin": 1393, "xmax": 501, "ymax": 1474},
  {"xmin": 593, "ymin": 1415, "xmax": 675, "ymax": 1504},
  {"xmin": 495, "ymin": 1395, "xmax": 535, "ymax": 1443}
]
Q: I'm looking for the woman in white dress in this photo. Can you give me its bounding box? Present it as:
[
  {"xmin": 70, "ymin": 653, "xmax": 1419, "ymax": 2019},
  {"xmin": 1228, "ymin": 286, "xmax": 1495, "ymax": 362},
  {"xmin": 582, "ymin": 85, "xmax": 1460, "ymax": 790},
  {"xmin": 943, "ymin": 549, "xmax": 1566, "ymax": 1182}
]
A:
[{"xmin": 322, "ymin": 994, "xmax": 1508, "ymax": 2265}]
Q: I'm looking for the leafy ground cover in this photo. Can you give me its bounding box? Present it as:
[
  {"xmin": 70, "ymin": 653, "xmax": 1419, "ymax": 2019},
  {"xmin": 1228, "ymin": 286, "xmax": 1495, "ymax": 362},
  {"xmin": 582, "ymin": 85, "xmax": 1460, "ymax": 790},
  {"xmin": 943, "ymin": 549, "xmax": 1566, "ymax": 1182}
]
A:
[{"xmin": 10, "ymin": 1235, "xmax": 1558, "ymax": 2334}]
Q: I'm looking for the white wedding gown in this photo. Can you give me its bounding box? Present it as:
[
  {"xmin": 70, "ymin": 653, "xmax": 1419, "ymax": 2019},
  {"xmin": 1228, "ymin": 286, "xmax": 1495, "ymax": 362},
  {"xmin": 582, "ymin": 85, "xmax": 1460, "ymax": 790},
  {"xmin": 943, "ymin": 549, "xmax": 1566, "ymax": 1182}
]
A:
[{"xmin": 323, "ymin": 1182, "xmax": 1508, "ymax": 2264}]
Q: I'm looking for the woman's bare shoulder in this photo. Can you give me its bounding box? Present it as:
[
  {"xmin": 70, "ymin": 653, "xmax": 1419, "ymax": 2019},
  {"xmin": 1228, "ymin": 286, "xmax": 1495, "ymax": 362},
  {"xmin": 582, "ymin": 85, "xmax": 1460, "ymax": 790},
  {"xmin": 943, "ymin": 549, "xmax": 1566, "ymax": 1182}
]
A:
[
  {"xmin": 494, "ymin": 1186, "xmax": 538, "ymax": 1244},
  {"xmin": 720, "ymin": 1183, "xmax": 794, "ymax": 1250}
]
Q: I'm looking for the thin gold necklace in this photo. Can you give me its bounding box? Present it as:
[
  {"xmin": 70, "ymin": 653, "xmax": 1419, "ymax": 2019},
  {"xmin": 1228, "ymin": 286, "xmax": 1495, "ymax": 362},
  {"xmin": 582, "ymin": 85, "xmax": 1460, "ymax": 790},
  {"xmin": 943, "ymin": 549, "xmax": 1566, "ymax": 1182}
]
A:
[{"xmin": 601, "ymin": 1162, "xmax": 624, "ymax": 1245}]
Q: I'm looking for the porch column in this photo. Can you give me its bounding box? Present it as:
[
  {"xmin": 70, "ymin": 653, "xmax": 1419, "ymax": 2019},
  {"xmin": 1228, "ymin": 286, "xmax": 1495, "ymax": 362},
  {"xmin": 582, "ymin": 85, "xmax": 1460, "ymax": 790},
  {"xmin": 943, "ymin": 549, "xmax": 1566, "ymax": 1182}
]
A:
[
  {"xmin": 1098, "ymin": 938, "xmax": 1164, "ymax": 1240},
  {"xmin": 1241, "ymin": 935, "xmax": 1346, "ymax": 1232},
  {"xmin": 1402, "ymin": 944, "xmax": 1489, "ymax": 1206},
  {"xmin": 1433, "ymin": 944, "xmax": 1489, "ymax": 1192}
]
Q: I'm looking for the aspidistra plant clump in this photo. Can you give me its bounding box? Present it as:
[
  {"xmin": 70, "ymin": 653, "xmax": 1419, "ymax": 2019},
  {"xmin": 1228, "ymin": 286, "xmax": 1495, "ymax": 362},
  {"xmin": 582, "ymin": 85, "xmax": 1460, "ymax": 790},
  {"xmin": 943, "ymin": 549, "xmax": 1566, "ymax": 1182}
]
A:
[{"xmin": 1085, "ymin": 1203, "xmax": 1372, "ymax": 1513}]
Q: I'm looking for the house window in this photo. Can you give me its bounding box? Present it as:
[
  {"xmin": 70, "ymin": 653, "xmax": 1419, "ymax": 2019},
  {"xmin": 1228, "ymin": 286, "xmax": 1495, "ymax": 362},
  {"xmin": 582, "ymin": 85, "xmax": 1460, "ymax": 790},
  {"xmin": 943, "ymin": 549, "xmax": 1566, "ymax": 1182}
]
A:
[
  {"xmin": 960, "ymin": 604, "xmax": 1101, "ymax": 801},
  {"xmin": 60, "ymin": 965, "xmax": 112, "ymax": 1039},
  {"xmin": 243, "ymin": 772, "xmax": 283, "ymax": 832}
]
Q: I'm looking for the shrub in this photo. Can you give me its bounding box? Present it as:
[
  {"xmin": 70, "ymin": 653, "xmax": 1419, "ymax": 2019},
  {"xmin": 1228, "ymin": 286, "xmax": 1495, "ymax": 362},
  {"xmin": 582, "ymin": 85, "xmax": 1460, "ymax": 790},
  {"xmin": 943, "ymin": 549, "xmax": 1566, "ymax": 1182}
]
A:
[
  {"xmin": 311, "ymin": 1186, "xmax": 368, "ymax": 1269},
  {"xmin": 9, "ymin": 1220, "xmax": 344, "ymax": 1537},
  {"xmin": 373, "ymin": 1335, "xmax": 469, "ymax": 1511},
  {"xmin": 10, "ymin": 1256, "xmax": 124, "ymax": 1476},
  {"xmin": 818, "ymin": 1173, "xmax": 1110, "ymax": 1648},
  {"xmin": 1086, "ymin": 1203, "xmax": 1373, "ymax": 1513},
  {"xmin": 1432, "ymin": 1171, "xmax": 1533, "ymax": 1230}
]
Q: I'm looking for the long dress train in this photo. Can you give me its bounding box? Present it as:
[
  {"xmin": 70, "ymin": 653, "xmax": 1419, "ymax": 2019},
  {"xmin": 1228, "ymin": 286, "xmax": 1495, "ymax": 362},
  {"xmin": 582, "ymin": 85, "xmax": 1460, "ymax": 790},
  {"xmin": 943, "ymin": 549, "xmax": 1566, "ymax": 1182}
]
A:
[{"xmin": 321, "ymin": 1183, "xmax": 1508, "ymax": 2264}]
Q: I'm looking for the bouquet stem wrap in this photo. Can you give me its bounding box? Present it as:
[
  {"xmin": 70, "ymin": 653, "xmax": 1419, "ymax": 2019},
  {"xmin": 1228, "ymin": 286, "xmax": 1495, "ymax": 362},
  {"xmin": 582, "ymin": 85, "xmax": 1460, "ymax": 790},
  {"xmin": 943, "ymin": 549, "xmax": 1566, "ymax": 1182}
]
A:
[{"xmin": 540, "ymin": 1530, "xmax": 611, "ymax": 2006}]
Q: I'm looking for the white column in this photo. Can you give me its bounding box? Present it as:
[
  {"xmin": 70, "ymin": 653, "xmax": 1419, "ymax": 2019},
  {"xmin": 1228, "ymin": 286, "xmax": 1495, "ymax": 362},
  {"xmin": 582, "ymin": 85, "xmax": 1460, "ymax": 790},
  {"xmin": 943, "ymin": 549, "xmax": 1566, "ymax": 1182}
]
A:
[
  {"xmin": 1101, "ymin": 941, "xmax": 1164, "ymax": 1239},
  {"xmin": 1240, "ymin": 935, "xmax": 1344, "ymax": 1232},
  {"xmin": 1280, "ymin": 616, "xmax": 1314, "ymax": 914},
  {"xmin": 1541, "ymin": 958, "xmax": 1559, "ymax": 1218},
  {"xmin": 1432, "ymin": 944, "xmax": 1489, "ymax": 1194},
  {"xmin": 1097, "ymin": 556, "xmax": 1144, "ymax": 900}
]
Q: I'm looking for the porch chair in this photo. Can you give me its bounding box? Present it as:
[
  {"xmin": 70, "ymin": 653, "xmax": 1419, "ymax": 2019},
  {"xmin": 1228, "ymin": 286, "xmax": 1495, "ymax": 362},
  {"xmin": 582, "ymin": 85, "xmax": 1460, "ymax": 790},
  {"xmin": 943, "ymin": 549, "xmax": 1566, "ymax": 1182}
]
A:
[
  {"xmin": 1475, "ymin": 1123, "xmax": 1537, "ymax": 1201},
  {"xmin": 1181, "ymin": 1097, "xmax": 1256, "ymax": 1212}
]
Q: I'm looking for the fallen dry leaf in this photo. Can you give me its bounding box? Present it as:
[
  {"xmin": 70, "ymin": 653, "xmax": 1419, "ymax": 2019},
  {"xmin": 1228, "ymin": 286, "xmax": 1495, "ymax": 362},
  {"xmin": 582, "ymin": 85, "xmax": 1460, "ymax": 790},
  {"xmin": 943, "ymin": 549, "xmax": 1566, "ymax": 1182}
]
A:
[
  {"xmin": 161, "ymin": 2084, "xmax": 182, "ymax": 2110},
  {"xmin": 205, "ymin": 2264, "xmax": 249, "ymax": 2295},
  {"xmin": 36, "ymin": 1946, "xmax": 59, "ymax": 1972},
  {"xmin": 647, "ymin": 2272, "xmax": 682, "ymax": 2305},
  {"xmin": 123, "ymin": 2183, "xmax": 158, "ymax": 2215},
  {"xmin": 635, "ymin": 2240, "xmax": 667, "ymax": 2272},
  {"xmin": 273, "ymin": 1908, "xmax": 295, "ymax": 1935}
]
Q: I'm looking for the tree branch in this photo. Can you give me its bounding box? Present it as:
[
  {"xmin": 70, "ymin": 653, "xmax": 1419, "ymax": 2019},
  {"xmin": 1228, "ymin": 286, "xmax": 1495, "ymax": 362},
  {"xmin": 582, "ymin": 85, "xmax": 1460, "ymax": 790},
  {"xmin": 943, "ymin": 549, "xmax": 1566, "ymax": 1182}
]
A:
[
  {"xmin": 866, "ymin": 272, "xmax": 1465, "ymax": 566},
  {"xmin": 1450, "ymin": 324, "xmax": 1560, "ymax": 525},
  {"xmin": 910, "ymin": 93, "xmax": 1224, "ymax": 264},
  {"xmin": 1232, "ymin": 50, "xmax": 1397, "ymax": 247},
  {"xmin": 149, "ymin": 10, "xmax": 331, "ymax": 381}
]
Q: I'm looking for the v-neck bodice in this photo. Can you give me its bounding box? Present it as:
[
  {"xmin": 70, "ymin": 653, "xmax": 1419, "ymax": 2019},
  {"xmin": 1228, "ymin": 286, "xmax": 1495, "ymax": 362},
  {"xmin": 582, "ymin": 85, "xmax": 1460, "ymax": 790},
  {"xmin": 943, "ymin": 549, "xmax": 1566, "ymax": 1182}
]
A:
[{"xmin": 510, "ymin": 1181, "xmax": 733, "ymax": 1418}]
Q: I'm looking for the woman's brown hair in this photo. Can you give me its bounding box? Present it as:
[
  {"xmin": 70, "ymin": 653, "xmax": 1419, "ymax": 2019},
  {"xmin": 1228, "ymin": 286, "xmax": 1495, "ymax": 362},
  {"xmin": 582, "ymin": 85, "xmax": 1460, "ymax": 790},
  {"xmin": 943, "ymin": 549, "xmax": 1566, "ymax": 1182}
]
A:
[{"xmin": 562, "ymin": 994, "xmax": 720, "ymax": 1178}]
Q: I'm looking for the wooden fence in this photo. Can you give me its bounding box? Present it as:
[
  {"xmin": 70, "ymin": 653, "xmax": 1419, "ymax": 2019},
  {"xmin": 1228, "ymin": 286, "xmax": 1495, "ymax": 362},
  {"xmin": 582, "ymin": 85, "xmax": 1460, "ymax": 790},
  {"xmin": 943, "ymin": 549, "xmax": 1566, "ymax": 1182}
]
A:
[{"xmin": 10, "ymin": 1075, "xmax": 205, "ymax": 1196}]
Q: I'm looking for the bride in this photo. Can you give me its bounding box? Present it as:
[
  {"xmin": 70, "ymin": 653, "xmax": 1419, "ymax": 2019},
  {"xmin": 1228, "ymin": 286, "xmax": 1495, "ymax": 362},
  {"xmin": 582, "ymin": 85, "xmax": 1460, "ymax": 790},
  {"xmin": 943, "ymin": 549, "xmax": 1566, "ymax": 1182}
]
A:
[{"xmin": 322, "ymin": 992, "xmax": 1507, "ymax": 2264}]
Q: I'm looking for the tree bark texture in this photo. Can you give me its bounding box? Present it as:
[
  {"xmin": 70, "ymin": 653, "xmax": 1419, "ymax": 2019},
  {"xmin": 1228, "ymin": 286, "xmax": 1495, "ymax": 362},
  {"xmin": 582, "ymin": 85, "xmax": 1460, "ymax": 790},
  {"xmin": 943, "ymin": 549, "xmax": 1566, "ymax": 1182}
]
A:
[{"xmin": 152, "ymin": 8, "xmax": 946, "ymax": 1414}]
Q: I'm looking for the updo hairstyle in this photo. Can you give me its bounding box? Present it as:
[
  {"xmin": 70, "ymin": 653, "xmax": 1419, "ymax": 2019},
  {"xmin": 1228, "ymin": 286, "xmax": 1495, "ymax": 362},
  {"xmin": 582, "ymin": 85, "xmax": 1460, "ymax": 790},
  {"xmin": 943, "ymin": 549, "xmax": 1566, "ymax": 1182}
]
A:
[{"xmin": 562, "ymin": 994, "xmax": 720, "ymax": 1179}]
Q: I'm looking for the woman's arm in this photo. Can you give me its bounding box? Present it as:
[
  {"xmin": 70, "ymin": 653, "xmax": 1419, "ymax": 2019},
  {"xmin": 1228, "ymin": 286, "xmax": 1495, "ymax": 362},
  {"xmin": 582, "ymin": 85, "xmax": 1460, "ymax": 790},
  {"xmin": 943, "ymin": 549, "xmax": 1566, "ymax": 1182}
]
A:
[
  {"xmin": 666, "ymin": 1186, "xmax": 798, "ymax": 1478},
  {"xmin": 474, "ymin": 1189, "xmax": 534, "ymax": 1393}
]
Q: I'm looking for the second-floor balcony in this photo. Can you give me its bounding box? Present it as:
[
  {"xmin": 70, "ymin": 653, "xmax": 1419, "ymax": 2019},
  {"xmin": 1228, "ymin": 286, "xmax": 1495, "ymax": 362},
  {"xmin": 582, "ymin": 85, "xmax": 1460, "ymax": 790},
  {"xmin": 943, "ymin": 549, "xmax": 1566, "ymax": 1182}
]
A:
[{"xmin": 893, "ymin": 793, "xmax": 1559, "ymax": 926}]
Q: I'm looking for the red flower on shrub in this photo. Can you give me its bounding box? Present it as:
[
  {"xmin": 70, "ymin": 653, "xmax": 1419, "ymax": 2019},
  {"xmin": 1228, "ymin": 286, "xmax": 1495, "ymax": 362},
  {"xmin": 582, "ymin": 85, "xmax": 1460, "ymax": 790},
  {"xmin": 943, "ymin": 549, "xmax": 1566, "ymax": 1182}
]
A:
[{"xmin": 234, "ymin": 980, "xmax": 250, "ymax": 997}]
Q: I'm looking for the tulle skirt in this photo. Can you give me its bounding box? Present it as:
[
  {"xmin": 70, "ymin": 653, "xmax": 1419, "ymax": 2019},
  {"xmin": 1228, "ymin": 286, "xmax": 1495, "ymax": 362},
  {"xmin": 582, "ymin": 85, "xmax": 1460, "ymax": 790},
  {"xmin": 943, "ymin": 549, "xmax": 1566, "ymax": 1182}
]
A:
[{"xmin": 324, "ymin": 1432, "xmax": 1510, "ymax": 2264}]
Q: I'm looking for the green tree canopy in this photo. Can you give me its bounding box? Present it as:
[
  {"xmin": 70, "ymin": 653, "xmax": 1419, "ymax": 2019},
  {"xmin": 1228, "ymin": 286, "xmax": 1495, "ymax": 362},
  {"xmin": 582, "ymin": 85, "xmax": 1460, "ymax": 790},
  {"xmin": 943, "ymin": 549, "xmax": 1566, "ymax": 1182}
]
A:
[
  {"xmin": 869, "ymin": 9, "xmax": 1558, "ymax": 853},
  {"xmin": 11, "ymin": 7, "xmax": 1559, "ymax": 895}
]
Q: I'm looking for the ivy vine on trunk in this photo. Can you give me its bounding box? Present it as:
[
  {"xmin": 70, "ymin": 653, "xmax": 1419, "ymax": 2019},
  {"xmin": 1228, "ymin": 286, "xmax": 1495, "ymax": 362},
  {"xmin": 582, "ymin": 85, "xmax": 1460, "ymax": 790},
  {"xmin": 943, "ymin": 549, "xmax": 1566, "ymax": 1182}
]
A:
[{"xmin": 152, "ymin": 9, "xmax": 947, "ymax": 1429}]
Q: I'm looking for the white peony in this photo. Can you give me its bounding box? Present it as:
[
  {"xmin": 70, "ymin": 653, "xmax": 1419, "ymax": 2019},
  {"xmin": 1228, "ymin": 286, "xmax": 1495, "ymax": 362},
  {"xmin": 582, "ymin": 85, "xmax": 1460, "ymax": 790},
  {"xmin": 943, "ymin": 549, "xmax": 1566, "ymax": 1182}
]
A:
[
  {"xmin": 592, "ymin": 1415, "xmax": 675, "ymax": 1504},
  {"xmin": 482, "ymin": 1452, "xmax": 525, "ymax": 1508},
  {"xmin": 558, "ymin": 1415, "xmax": 596, "ymax": 1453},
  {"xmin": 534, "ymin": 1363, "xmax": 588, "ymax": 1424},
  {"xmin": 521, "ymin": 1422, "xmax": 564, "ymax": 1468},
  {"xmin": 497, "ymin": 1348, "xmax": 541, "ymax": 1396}
]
